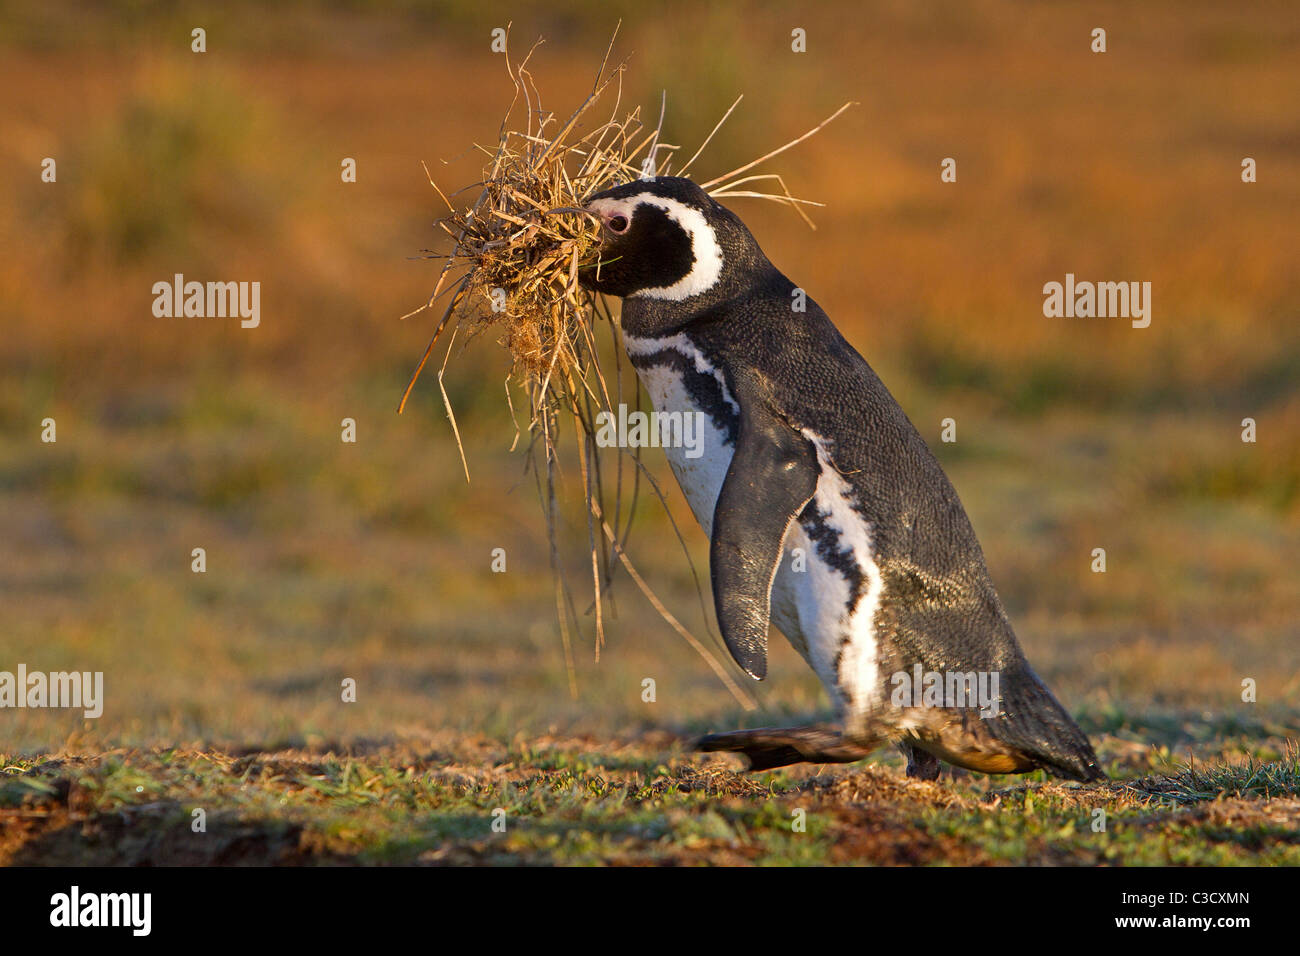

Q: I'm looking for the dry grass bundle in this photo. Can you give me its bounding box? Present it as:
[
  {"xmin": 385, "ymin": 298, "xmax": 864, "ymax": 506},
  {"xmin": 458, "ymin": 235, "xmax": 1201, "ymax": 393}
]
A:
[{"xmin": 400, "ymin": 25, "xmax": 850, "ymax": 707}]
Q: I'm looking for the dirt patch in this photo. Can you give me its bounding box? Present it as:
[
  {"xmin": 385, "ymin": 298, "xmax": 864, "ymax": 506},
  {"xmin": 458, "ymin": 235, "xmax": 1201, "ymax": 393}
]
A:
[
  {"xmin": 0, "ymin": 764, "xmax": 349, "ymax": 866},
  {"xmin": 826, "ymin": 805, "xmax": 992, "ymax": 865},
  {"xmin": 802, "ymin": 764, "xmax": 979, "ymax": 811}
]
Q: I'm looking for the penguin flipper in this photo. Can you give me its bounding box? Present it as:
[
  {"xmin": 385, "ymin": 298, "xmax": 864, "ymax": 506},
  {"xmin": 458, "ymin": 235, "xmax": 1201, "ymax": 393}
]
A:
[{"xmin": 710, "ymin": 390, "xmax": 818, "ymax": 680}]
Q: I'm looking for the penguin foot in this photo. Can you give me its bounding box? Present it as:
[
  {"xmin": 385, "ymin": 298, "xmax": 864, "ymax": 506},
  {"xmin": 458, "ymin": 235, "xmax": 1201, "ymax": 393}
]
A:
[
  {"xmin": 899, "ymin": 740, "xmax": 942, "ymax": 781},
  {"xmin": 696, "ymin": 724, "xmax": 873, "ymax": 772}
]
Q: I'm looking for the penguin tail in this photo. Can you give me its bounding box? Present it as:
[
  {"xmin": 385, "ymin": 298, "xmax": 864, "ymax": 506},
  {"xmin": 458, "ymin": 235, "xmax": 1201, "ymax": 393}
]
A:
[{"xmin": 988, "ymin": 663, "xmax": 1106, "ymax": 782}]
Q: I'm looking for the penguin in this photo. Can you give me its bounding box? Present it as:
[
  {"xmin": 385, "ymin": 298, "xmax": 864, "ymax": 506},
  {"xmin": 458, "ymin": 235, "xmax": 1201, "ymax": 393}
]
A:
[{"xmin": 576, "ymin": 176, "xmax": 1105, "ymax": 782}]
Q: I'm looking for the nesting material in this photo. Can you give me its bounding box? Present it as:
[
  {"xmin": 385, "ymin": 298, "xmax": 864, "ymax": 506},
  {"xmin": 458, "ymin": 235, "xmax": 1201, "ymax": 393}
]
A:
[{"xmin": 401, "ymin": 26, "xmax": 850, "ymax": 706}]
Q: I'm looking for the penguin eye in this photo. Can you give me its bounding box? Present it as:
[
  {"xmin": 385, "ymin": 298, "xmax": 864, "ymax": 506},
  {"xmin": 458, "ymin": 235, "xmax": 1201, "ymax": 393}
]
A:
[{"xmin": 606, "ymin": 214, "xmax": 630, "ymax": 234}]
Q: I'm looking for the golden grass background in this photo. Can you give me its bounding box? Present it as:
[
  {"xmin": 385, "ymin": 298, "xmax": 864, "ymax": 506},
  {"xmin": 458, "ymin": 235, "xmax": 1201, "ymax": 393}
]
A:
[{"xmin": 1, "ymin": 1, "xmax": 1298, "ymax": 767}]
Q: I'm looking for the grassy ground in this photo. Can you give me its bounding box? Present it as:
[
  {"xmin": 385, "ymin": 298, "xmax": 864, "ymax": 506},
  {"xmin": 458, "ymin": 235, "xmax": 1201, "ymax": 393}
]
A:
[
  {"xmin": 2, "ymin": 1, "xmax": 1298, "ymax": 864},
  {"xmin": 5, "ymin": 737, "xmax": 1300, "ymax": 865}
]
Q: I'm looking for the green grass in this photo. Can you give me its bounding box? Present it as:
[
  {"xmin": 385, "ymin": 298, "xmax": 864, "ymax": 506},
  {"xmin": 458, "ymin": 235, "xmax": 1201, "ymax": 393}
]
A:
[{"xmin": 4, "ymin": 739, "xmax": 1299, "ymax": 865}]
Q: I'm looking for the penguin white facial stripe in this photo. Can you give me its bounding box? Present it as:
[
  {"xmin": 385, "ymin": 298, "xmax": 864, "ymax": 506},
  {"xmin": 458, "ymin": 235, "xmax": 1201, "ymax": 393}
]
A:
[
  {"xmin": 592, "ymin": 194, "xmax": 724, "ymax": 301},
  {"xmin": 634, "ymin": 198, "xmax": 723, "ymax": 301}
]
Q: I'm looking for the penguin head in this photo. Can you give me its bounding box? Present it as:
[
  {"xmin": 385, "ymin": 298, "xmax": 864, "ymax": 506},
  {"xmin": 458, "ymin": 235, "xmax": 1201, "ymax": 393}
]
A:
[{"xmin": 577, "ymin": 176, "xmax": 762, "ymax": 303}]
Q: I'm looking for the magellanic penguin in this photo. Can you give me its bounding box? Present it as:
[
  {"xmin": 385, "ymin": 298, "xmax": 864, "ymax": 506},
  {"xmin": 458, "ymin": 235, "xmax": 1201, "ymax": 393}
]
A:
[{"xmin": 576, "ymin": 176, "xmax": 1105, "ymax": 782}]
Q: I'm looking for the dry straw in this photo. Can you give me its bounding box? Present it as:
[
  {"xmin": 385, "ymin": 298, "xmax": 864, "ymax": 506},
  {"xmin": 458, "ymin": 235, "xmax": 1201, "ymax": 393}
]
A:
[{"xmin": 400, "ymin": 24, "xmax": 851, "ymax": 708}]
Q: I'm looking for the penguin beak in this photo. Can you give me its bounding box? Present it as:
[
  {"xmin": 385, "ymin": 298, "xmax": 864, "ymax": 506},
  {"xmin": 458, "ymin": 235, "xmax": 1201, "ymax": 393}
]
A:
[
  {"xmin": 544, "ymin": 206, "xmax": 600, "ymax": 222},
  {"xmin": 544, "ymin": 206, "xmax": 602, "ymax": 249}
]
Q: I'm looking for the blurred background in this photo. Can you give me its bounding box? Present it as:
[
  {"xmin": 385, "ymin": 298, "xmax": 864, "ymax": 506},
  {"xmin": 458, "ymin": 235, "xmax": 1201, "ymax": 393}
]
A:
[{"xmin": 1, "ymin": 1, "xmax": 1297, "ymax": 765}]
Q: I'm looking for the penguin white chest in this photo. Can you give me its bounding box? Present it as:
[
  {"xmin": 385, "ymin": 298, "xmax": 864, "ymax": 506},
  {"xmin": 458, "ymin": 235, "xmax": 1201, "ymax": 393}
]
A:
[
  {"xmin": 622, "ymin": 333, "xmax": 884, "ymax": 721},
  {"xmin": 622, "ymin": 333, "xmax": 736, "ymax": 535}
]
